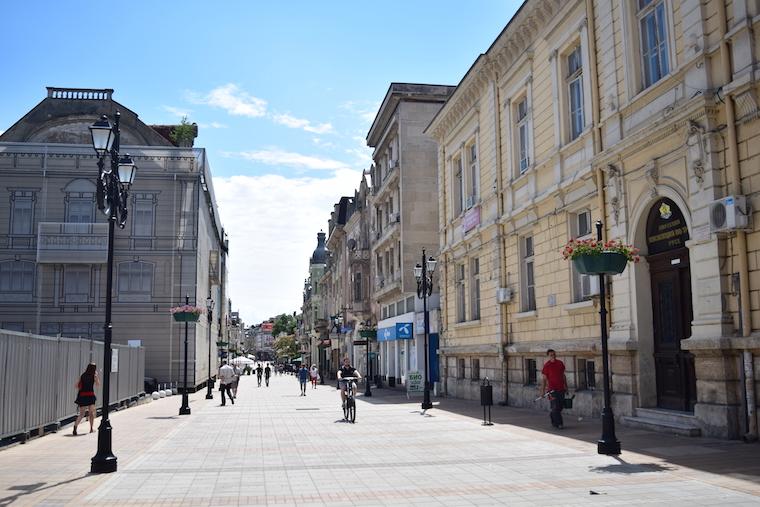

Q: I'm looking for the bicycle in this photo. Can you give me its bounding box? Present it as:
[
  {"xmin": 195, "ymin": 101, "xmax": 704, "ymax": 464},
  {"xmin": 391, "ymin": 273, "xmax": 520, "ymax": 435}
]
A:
[{"xmin": 340, "ymin": 376, "xmax": 358, "ymax": 423}]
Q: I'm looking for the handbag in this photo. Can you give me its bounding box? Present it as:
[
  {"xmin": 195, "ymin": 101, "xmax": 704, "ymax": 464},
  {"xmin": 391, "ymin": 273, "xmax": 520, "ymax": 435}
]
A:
[{"xmin": 563, "ymin": 394, "xmax": 575, "ymax": 409}]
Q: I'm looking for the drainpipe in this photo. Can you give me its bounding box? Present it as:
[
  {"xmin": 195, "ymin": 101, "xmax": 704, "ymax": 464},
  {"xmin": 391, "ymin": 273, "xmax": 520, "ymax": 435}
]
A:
[
  {"xmin": 585, "ymin": 0, "xmax": 602, "ymax": 156},
  {"xmin": 491, "ymin": 69, "xmax": 509, "ymax": 405},
  {"xmin": 718, "ymin": 3, "xmax": 756, "ymax": 440}
]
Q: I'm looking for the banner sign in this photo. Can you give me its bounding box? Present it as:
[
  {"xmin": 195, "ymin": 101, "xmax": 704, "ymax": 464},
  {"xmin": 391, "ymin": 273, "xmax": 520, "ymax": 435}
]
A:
[{"xmin": 377, "ymin": 322, "xmax": 413, "ymax": 341}]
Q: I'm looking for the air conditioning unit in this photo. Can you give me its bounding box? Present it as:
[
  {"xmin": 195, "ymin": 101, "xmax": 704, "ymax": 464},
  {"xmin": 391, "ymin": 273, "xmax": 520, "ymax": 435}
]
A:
[
  {"xmin": 496, "ymin": 287, "xmax": 513, "ymax": 304},
  {"xmin": 466, "ymin": 196, "xmax": 477, "ymax": 209},
  {"xmin": 710, "ymin": 195, "xmax": 749, "ymax": 233},
  {"xmin": 580, "ymin": 274, "xmax": 600, "ymax": 299}
]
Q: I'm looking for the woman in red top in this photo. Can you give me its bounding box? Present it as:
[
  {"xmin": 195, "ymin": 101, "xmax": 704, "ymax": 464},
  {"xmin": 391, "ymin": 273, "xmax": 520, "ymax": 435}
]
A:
[
  {"xmin": 540, "ymin": 349, "xmax": 568, "ymax": 429},
  {"xmin": 73, "ymin": 363, "xmax": 100, "ymax": 435}
]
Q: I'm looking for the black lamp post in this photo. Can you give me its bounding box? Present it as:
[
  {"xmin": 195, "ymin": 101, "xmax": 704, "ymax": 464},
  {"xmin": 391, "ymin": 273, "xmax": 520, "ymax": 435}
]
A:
[
  {"xmin": 595, "ymin": 221, "xmax": 621, "ymax": 455},
  {"xmin": 205, "ymin": 293, "xmax": 215, "ymax": 400},
  {"xmin": 88, "ymin": 112, "xmax": 137, "ymax": 474},
  {"xmin": 414, "ymin": 249, "xmax": 436, "ymax": 411},
  {"xmin": 179, "ymin": 294, "xmax": 192, "ymax": 415}
]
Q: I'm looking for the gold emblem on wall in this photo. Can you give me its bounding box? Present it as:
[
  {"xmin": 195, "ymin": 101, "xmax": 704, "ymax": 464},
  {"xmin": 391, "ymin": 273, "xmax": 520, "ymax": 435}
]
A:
[{"xmin": 659, "ymin": 202, "xmax": 672, "ymax": 220}]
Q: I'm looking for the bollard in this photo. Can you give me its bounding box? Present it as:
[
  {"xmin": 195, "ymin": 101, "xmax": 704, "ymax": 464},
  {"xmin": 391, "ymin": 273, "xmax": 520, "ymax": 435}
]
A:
[{"xmin": 480, "ymin": 377, "xmax": 494, "ymax": 426}]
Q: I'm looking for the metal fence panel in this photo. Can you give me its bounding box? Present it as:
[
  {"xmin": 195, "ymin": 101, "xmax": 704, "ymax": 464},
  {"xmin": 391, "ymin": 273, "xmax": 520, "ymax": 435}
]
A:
[{"xmin": 0, "ymin": 331, "xmax": 144, "ymax": 440}]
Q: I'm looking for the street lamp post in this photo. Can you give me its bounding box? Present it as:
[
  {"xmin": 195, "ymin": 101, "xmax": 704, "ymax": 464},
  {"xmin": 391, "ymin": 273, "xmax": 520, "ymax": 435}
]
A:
[
  {"xmin": 205, "ymin": 293, "xmax": 215, "ymax": 400},
  {"xmin": 364, "ymin": 334, "xmax": 372, "ymax": 397},
  {"xmin": 179, "ymin": 294, "xmax": 192, "ymax": 415},
  {"xmin": 414, "ymin": 249, "xmax": 436, "ymax": 411},
  {"xmin": 88, "ymin": 112, "xmax": 137, "ymax": 474},
  {"xmin": 595, "ymin": 221, "xmax": 621, "ymax": 455}
]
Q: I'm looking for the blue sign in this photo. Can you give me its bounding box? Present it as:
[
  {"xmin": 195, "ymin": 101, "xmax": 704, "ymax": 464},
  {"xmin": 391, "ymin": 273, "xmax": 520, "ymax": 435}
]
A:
[
  {"xmin": 396, "ymin": 322, "xmax": 412, "ymax": 339},
  {"xmin": 377, "ymin": 322, "xmax": 413, "ymax": 341}
]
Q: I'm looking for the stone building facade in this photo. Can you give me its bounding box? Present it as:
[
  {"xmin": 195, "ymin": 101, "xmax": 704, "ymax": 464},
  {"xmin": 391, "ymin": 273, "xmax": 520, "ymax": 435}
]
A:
[
  {"xmin": 427, "ymin": 0, "xmax": 760, "ymax": 438},
  {"xmin": 368, "ymin": 83, "xmax": 454, "ymax": 388},
  {"xmin": 0, "ymin": 87, "xmax": 229, "ymax": 388}
]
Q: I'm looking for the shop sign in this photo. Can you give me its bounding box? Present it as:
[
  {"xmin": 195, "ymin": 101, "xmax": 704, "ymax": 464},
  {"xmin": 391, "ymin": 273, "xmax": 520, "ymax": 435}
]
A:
[
  {"xmin": 406, "ymin": 371, "xmax": 424, "ymax": 393},
  {"xmin": 463, "ymin": 205, "xmax": 481, "ymax": 234},
  {"xmin": 377, "ymin": 322, "xmax": 413, "ymax": 341}
]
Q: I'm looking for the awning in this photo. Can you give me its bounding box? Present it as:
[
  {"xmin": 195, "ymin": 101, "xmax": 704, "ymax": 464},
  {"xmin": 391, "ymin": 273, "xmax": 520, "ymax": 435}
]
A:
[{"xmin": 318, "ymin": 339, "xmax": 331, "ymax": 348}]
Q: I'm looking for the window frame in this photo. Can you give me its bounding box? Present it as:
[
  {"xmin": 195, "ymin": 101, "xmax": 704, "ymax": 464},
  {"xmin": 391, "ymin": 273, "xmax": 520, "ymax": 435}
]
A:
[
  {"xmin": 471, "ymin": 358, "xmax": 480, "ymax": 381},
  {"xmin": 515, "ymin": 97, "xmax": 530, "ymax": 174},
  {"xmin": 520, "ymin": 236, "xmax": 536, "ymax": 312},
  {"xmin": 0, "ymin": 260, "xmax": 35, "ymax": 299},
  {"xmin": 466, "ymin": 140, "xmax": 479, "ymax": 206},
  {"xmin": 10, "ymin": 191, "xmax": 35, "ymax": 236},
  {"xmin": 132, "ymin": 197, "xmax": 156, "ymax": 238},
  {"xmin": 570, "ymin": 210, "xmax": 597, "ymax": 302},
  {"xmin": 524, "ymin": 358, "xmax": 537, "ymax": 385},
  {"xmin": 63, "ymin": 265, "xmax": 91, "ymax": 303},
  {"xmin": 458, "ymin": 357, "xmax": 466, "ymax": 380},
  {"xmin": 470, "ymin": 258, "xmax": 480, "ymax": 321},
  {"xmin": 565, "ymin": 44, "xmax": 585, "ymax": 141},
  {"xmin": 455, "ymin": 263, "xmax": 466, "ymax": 323},
  {"xmin": 117, "ymin": 261, "xmax": 154, "ymax": 301},
  {"xmin": 453, "ymin": 155, "xmax": 465, "ymax": 216},
  {"xmin": 638, "ymin": 0, "xmax": 670, "ymax": 89}
]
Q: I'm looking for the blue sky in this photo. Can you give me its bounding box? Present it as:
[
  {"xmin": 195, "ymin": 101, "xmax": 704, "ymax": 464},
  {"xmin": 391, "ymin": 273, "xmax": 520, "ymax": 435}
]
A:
[{"xmin": 1, "ymin": 1, "xmax": 521, "ymax": 325}]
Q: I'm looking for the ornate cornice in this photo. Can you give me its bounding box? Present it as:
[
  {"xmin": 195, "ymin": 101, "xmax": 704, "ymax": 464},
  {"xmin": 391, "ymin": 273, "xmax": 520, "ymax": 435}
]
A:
[{"xmin": 428, "ymin": 0, "xmax": 565, "ymax": 141}]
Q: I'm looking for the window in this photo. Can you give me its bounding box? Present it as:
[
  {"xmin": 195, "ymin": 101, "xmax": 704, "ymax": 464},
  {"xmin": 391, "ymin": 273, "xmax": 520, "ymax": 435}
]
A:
[
  {"xmin": 470, "ymin": 258, "xmax": 480, "ymax": 321},
  {"xmin": 516, "ymin": 98, "xmax": 530, "ymax": 173},
  {"xmin": 638, "ymin": 0, "xmax": 669, "ymax": 88},
  {"xmin": 566, "ymin": 45, "xmax": 584, "ymax": 141},
  {"xmin": 577, "ymin": 358, "xmax": 596, "ymax": 389},
  {"xmin": 571, "ymin": 211, "xmax": 597, "ymax": 302},
  {"xmin": 133, "ymin": 199, "xmax": 154, "ymax": 237},
  {"xmin": 388, "ymin": 303, "xmax": 396, "ymax": 318},
  {"xmin": 525, "ymin": 358, "xmax": 537, "ymax": 385},
  {"xmin": 353, "ymin": 273, "xmax": 362, "ymax": 301},
  {"xmin": 10, "ymin": 192, "xmax": 34, "ymax": 235},
  {"xmin": 382, "ymin": 306, "xmax": 388, "ymax": 320},
  {"xmin": 458, "ymin": 358, "xmax": 466, "ymax": 379},
  {"xmin": 389, "ymin": 248, "xmax": 395, "ymax": 278},
  {"xmin": 586, "ymin": 360, "xmax": 596, "ymax": 389},
  {"xmin": 456, "ymin": 264, "xmax": 466, "ymax": 322},
  {"xmin": 406, "ymin": 296, "xmax": 415, "ymax": 313},
  {"xmin": 471, "ymin": 358, "xmax": 480, "ymax": 381},
  {"xmin": 117, "ymin": 261, "xmax": 153, "ymax": 299},
  {"xmin": 453, "ymin": 156, "xmax": 464, "ymax": 216},
  {"xmin": 376, "ymin": 207, "xmax": 383, "ymax": 236},
  {"xmin": 40, "ymin": 322, "xmax": 60, "ymax": 336},
  {"xmin": 467, "ymin": 143, "xmax": 478, "ymax": 203},
  {"xmin": 62, "ymin": 323, "xmax": 89, "ymax": 338},
  {"xmin": 0, "ymin": 261, "xmax": 34, "ymax": 296},
  {"xmin": 521, "ymin": 236, "xmax": 536, "ymax": 311},
  {"xmin": 64, "ymin": 266, "xmax": 90, "ymax": 303},
  {"xmin": 1, "ymin": 322, "xmax": 24, "ymax": 332},
  {"xmin": 67, "ymin": 199, "xmax": 94, "ymax": 223},
  {"xmin": 396, "ymin": 301, "xmax": 405, "ymax": 316}
]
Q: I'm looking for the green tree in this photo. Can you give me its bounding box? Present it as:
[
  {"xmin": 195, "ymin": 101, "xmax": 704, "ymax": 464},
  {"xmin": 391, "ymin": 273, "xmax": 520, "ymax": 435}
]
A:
[
  {"xmin": 272, "ymin": 313, "xmax": 297, "ymax": 337},
  {"xmin": 273, "ymin": 334, "xmax": 299, "ymax": 360},
  {"xmin": 170, "ymin": 116, "xmax": 196, "ymax": 146}
]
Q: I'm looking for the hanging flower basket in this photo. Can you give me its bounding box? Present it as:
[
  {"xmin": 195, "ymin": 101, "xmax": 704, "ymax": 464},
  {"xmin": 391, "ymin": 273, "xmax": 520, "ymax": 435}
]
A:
[
  {"xmin": 170, "ymin": 305, "xmax": 204, "ymax": 322},
  {"xmin": 359, "ymin": 330, "xmax": 377, "ymax": 338},
  {"xmin": 216, "ymin": 341, "xmax": 228, "ymax": 347},
  {"xmin": 562, "ymin": 238, "xmax": 640, "ymax": 275},
  {"xmin": 573, "ymin": 252, "xmax": 628, "ymax": 275}
]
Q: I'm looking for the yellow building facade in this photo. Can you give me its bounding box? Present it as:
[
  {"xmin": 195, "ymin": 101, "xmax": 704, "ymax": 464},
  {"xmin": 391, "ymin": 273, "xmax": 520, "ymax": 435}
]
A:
[{"xmin": 428, "ymin": 0, "xmax": 760, "ymax": 438}]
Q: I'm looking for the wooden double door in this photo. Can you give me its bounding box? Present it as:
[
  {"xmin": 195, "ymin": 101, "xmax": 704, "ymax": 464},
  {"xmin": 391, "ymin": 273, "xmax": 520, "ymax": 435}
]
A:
[{"xmin": 649, "ymin": 247, "xmax": 697, "ymax": 411}]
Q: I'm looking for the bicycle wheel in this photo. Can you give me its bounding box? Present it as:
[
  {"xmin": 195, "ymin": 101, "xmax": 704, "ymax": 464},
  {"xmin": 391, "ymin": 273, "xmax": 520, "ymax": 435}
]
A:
[
  {"xmin": 347, "ymin": 398, "xmax": 356, "ymax": 423},
  {"xmin": 343, "ymin": 401, "xmax": 349, "ymax": 420}
]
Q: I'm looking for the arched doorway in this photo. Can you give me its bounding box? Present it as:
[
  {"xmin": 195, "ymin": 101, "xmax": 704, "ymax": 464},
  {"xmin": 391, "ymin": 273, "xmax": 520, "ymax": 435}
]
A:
[{"xmin": 646, "ymin": 198, "xmax": 697, "ymax": 411}]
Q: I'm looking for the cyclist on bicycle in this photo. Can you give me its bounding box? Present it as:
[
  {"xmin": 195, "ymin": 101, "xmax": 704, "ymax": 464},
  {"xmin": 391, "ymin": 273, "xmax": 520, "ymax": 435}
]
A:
[
  {"xmin": 264, "ymin": 363, "xmax": 272, "ymax": 386},
  {"xmin": 255, "ymin": 363, "xmax": 263, "ymax": 387},
  {"xmin": 337, "ymin": 356, "xmax": 361, "ymax": 409}
]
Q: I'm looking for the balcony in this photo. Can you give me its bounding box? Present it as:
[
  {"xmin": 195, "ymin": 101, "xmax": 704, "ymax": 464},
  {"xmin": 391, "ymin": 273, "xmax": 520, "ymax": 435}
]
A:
[
  {"xmin": 374, "ymin": 273, "xmax": 401, "ymax": 299},
  {"xmin": 37, "ymin": 223, "xmax": 108, "ymax": 264},
  {"xmin": 349, "ymin": 248, "xmax": 370, "ymax": 265}
]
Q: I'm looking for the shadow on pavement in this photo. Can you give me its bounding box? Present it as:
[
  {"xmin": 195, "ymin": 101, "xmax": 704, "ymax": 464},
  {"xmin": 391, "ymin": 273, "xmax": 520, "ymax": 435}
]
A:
[
  {"xmin": 357, "ymin": 387, "xmax": 760, "ymax": 484},
  {"xmin": 0, "ymin": 475, "xmax": 89, "ymax": 506}
]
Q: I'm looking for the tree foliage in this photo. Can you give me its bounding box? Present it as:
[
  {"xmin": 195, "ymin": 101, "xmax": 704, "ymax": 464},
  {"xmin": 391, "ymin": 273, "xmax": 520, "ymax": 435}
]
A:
[
  {"xmin": 273, "ymin": 334, "xmax": 299, "ymax": 360},
  {"xmin": 170, "ymin": 116, "xmax": 196, "ymax": 146},
  {"xmin": 272, "ymin": 313, "xmax": 297, "ymax": 337}
]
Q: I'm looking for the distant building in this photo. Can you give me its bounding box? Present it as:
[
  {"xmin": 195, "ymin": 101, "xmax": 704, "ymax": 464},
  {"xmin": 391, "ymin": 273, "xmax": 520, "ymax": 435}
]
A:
[{"xmin": 0, "ymin": 87, "xmax": 229, "ymax": 387}]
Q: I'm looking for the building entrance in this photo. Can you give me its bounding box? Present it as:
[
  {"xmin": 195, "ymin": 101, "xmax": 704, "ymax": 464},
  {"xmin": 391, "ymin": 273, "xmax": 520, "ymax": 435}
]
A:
[{"xmin": 646, "ymin": 198, "xmax": 696, "ymax": 411}]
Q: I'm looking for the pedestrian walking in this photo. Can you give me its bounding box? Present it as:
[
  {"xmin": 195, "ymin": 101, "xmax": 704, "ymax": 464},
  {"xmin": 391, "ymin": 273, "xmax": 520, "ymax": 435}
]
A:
[
  {"xmin": 232, "ymin": 364, "xmax": 241, "ymax": 397},
  {"xmin": 218, "ymin": 361, "xmax": 235, "ymax": 406},
  {"xmin": 255, "ymin": 363, "xmax": 263, "ymax": 387},
  {"xmin": 264, "ymin": 363, "xmax": 272, "ymax": 386},
  {"xmin": 309, "ymin": 364, "xmax": 319, "ymax": 388},
  {"xmin": 540, "ymin": 349, "xmax": 568, "ymax": 429},
  {"xmin": 298, "ymin": 364, "xmax": 309, "ymax": 396},
  {"xmin": 73, "ymin": 362, "xmax": 100, "ymax": 435}
]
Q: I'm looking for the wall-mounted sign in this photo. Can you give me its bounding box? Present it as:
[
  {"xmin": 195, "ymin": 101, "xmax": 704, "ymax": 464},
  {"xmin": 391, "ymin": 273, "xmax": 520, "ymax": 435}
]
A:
[
  {"xmin": 646, "ymin": 198, "xmax": 689, "ymax": 255},
  {"xmin": 377, "ymin": 322, "xmax": 414, "ymax": 341},
  {"xmin": 463, "ymin": 205, "xmax": 481, "ymax": 234}
]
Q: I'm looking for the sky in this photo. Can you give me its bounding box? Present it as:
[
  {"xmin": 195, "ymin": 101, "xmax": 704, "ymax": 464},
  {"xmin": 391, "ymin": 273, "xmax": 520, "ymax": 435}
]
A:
[{"xmin": 0, "ymin": 1, "xmax": 521, "ymax": 325}]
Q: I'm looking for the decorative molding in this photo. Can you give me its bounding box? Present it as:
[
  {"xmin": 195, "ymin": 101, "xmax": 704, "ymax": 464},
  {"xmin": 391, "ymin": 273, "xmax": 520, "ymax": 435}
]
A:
[
  {"xmin": 644, "ymin": 160, "xmax": 659, "ymax": 198},
  {"xmin": 685, "ymin": 120, "xmax": 706, "ymax": 187},
  {"xmin": 735, "ymin": 90, "xmax": 759, "ymax": 121},
  {"xmin": 603, "ymin": 164, "xmax": 623, "ymax": 225}
]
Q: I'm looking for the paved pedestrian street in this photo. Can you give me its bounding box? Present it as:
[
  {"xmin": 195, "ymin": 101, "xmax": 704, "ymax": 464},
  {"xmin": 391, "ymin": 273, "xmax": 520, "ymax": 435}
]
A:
[{"xmin": 1, "ymin": 375, "xmax": 759, "ymax": 507}]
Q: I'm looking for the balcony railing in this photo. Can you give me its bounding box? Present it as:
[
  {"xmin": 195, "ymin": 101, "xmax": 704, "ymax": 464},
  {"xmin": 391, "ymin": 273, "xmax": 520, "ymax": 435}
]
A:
[{"xmin": 37, "ymin": 223, "xmax": 108, "ymax": 264}]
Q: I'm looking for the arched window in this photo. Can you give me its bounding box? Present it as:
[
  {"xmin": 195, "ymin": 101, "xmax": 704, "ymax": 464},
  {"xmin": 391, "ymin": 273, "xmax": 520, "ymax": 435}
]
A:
[{"xmin": 63, "ymin": 179, "xmax": 96, "ymax": 223}]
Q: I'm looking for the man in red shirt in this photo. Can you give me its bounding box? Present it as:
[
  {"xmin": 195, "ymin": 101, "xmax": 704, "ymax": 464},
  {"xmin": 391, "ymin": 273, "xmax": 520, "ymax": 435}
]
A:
[{"xmin": 540, "ymin": 349, "xmax": 567, "ymax": 429}]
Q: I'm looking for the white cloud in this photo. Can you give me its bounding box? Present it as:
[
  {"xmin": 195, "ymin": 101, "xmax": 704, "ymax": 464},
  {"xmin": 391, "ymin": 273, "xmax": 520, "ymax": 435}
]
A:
[
  {"xmin": 345, "ymin": 135, "xmax": 373, "ymax": 168},
  {"xmin": 198, "ymin": 121, "xmax": 228, "ymax": 129},
  {"xmin": 213, "ymin": 169, "xmax": 362, "ymax": 324},
  {"xmin": 163, "ymin": 105, "xmax": 192, "ymax": 118},
  {"xmin": 188, "ymin": 84, "xmax": 267, "ymax": 118},
  {"xmin": 224, "ymin": 149, "xmax": 350, "ymax": 171},
  {"xmin": 340, "ymin": 100, "xmax": 380, "ymax": 124},
  {"xmin": 272, "ymin": 113, "xmax": 334, "ymax": 134}
]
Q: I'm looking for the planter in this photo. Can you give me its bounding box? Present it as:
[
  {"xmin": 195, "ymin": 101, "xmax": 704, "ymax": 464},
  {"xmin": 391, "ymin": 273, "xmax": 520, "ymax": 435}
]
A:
[
  {"xmin": 173, "ymin": 312, "xmax": 201, "ymax": 322},
  {"xmin": 573, "ymin": 252, "xmax": 628, "ymax": 275},
  {"xmin": 359, "ymin": 330, "xmax": 377, "ymax": 338},
  {"xmin": 216, "ymin": 341, "xmax": 228, "ymax": 347}
]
